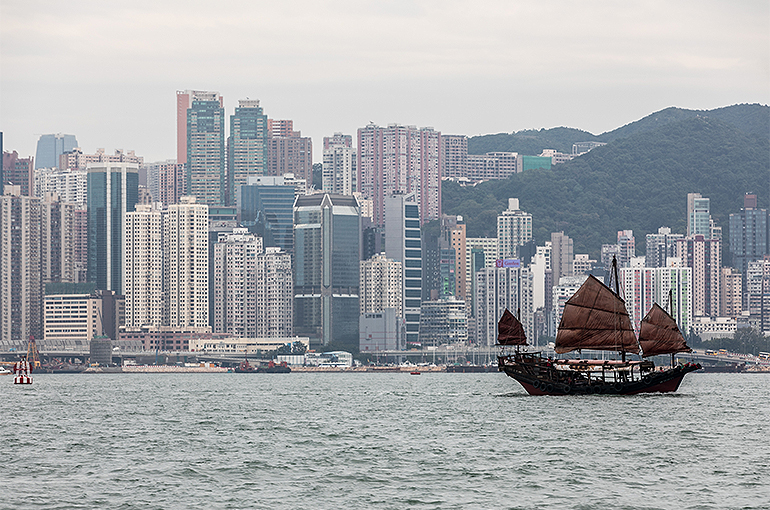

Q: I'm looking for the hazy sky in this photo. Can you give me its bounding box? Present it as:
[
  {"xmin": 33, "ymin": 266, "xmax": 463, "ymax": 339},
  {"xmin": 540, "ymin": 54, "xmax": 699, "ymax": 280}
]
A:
[{"xmin": 1, "ymin": 0, "xmax": 768, "ymax": 163}]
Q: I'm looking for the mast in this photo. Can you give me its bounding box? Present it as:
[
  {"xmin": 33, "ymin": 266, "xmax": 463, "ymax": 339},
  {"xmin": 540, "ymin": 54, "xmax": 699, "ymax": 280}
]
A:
[{"xmin": 612, "ymin": 256, "xmax": 626, "ymax": 363}]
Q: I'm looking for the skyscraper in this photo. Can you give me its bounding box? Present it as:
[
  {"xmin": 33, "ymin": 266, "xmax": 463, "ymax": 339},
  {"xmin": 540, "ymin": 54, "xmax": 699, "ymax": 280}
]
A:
[
  {"xmin": 294, "ymin": 193, "xmax": 360, "ymax": 345},
  {"xmin": 617, "ymin": 230, "xmax": 636, "ymax": 268},
  {"xmin": 87, "ymin": 162, "xmax": 139, "ymax": 294},
  {"xmin": 687, "ymin": 193, "xmax": 711, "ymax": 237},
  {"xmin": 165, "ymin": 196, "xmax": 209, "ymax": 328},
  {"xmin": 145, "ymin": 160, "xmax": 185, "ymax": 207},
  {"xmin": 266, "ymin": 123, "xmax": 313, "ymax": 186},
  {"xmin": 0, "ymin": 187, "xmax": 42, "ymax": 344},
  {"xmin": 322, "ymin": 133, "xmax": 356, "ymax": 195},
  {"xmin": 360, "ymin": 253, "xmax": 403, "ymax": 316},
  {"xmin": 550, "ymin": 231, "xmax": 574, "ymax": 285},
  {"xmin": 676, "ymin": 235, "xmax": 721, "ymax": 317},
  {"xmin": 441, "ymin": 134, "xmax": 468, "ymax": 179},
  {"xmin": 384, "ymin": 192, "xmax": 422, "ymax": 346},
  {"xmin": 40, "ymin": 192, "xmax": 76, "ymax": 284},
  {"xmin": 358, "ymin": 124, "xmax": 441, "ymax": 226},
  {"xmin": 497, "ymin": 198, "xmax": 532, "ymax": 260},
  {"xmin": 35, "ymin": 133, "xmax": 78, "ymax": 169},
  {"xmin": 3, "ymin": 150, "xmax": 34, "ymax": 196},
  {"xmin": 181, "ymin": 91, "xmax": 225, "ymax": 207},
  {"xmin": 236, "ymin": 177, "xmax": 296, "ymax": 253},
  {"xmin": 729, "ymin": 193, "xmax": 768, "ymax": 275},
  {"xmin": 646, "ymin": 227, "xmax": 684, "ymax": 268},
  {"xmin": 228, "ymin": 100, "xmax": 268, "ymax": 205},
  {"xmin": 474, "ymin": 264, "xmax": 533, "ymax": 346},
  {"xmin": 124, "ymin": 203, "xmax": 163, "ymax": 328}
]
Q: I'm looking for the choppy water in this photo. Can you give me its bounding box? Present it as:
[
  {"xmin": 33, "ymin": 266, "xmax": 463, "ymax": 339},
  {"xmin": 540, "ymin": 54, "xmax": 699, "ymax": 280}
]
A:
[{"xmin": 1, "ymin": 372, "xmax": 767, "ymax": 509}]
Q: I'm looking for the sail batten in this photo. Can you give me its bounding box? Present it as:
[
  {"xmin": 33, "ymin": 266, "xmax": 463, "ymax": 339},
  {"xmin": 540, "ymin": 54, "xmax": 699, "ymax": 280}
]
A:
[
  {"xmin": 638, "ymin": 303, "xmax": 691, "ymax": 357},
  {"xmin": 497, "ymin": 308, "xmax": 527, "ymax": 346},
  {"xmin": 555, "ymin": 275, "xmax": 638, "ymax": 354}
]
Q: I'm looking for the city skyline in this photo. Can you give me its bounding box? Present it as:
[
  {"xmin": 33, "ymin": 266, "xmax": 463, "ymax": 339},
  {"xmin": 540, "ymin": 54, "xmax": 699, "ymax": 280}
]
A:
[{"xmin": 1, "ymin": 1, "xmax": 768, "ymax": 163}]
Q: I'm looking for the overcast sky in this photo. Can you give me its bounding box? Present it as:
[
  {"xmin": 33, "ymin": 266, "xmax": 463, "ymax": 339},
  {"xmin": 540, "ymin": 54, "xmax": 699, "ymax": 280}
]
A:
[{"xmin": 1, "ymin": 0, "xmax": 768, "ymax": 163}]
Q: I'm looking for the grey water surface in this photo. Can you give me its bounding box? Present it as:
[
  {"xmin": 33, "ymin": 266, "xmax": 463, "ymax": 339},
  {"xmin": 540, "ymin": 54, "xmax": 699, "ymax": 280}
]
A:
[{"xmin": 1, "ymin": 372, "xmax": 767, "ymax": 509}]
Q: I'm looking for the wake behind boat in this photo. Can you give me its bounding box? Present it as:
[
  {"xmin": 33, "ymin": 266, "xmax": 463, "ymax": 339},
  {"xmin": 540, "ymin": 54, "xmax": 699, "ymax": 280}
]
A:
[{"xmin": 497, "ymin": 258, "xmax": 700, "ymax": 395}]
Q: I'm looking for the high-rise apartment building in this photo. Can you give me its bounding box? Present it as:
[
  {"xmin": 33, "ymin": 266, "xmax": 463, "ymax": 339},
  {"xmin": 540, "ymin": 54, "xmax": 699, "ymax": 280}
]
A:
[
  {"xmin": 384, "ymin": 192, "xmax": 422, "ymax": 346},
  {"xmin": 620, "ymin": 262, "xmax": 693, "ymax": 336},
  {"xmin": 185, "ymin": 92, "xmax": 226, "ymax": 207},
  {"xmin": 687, "ymin": 193, "xmax": 711, "ymax": 237},
  {"xmin": 145, "ymin": 160, "xmax": 185, "ymax": 207},
  {"xmin": 34, "ymin": 167, "xmax": 88, "ymax": 208},
  {"xmin": 617, "ymin": 230, "xmax": 636, "ymax": 268},
  {"xmin": 213, "ymin": 229, "xmax": 263, "ymax": 336},
  {"xmin": 646, "ymin": 227, "xmax": 684, "ymax": 268},
  {"xmin": 550, "ymin": 231, "xmax": 574, "ymax": 285},
  {"xmin": 745, "ymin": 257, "xmax": 770, "ymax": 331},
  {"xmin": 467, "ymin": 152, "xmax": 519, "ymax": 181},
  {"xmin": 729, "ymin": 193, "xmax": 768, "ymax": 275},
  {"xmin": 0, "ymin": 187, "xmax": 42, "ymax": 344},
  {"xmin": 720, "ymin": 267, "xmax": 743, "ymax": 317},
  {"xmin": 441, "ymin": 135, "xmax": 468, "ymax": 179},
  {"xmin": 358, "ymin": 123, "xmax": 441, "ymax": 226},
  {"xmin": 266, "ymin": 119, "xmax": 313, "ymax": 186},
  {"xmin": 3, "ymin": 151, "xmax": 34, "ymax": 196},
  {"xmin": 60, "ymin": 148, "xmax": 143, "ymax": 172},
  {"xmin": 124, "ymin": 203, "xmax": 163, "ymax": 328},
  {"xmin": 294, "ymin": 193, "xmax": 360, "ymax": 345},
  {"xmin": 165, "ymin": 197, "xmax": 209, "ymax": 327},
  {"xmin": 497, "ymin": 198, "xmax": 532, "ymax": 259},
  {"xmin": 228, "ymin": 100, "xmax": 268, "ymax": 205},
  {"xmin": 212, "ymin": 229, "xmax": 293, "ymax": 338},
  {"xmin": 323, "ymin": 132, "xmax": 352, "ymax": 150},
  {"xmin": 322, "ymin": 134, "xmax": 356, "ymax": 195},
  {"xmin": 474, "ymin": 265, "xmax": 533, "ymax": 346},
  {"xmin": 35, "ymin": 134, "xmax": 78, "ymax": 169},
  {"xmin": 676, "ymin": 235, "xmax": 721, "ymax": 317},
  {"xmin": 87, "ymin": 162, "xmax": 139, "ymax": 294},
  {"xmin": 360, "ymin": 253, "xmax": 403, "ymax": 316},
  {"xmin": 40, "ymin": 192, "xmax": 76, "ymax": 284}
]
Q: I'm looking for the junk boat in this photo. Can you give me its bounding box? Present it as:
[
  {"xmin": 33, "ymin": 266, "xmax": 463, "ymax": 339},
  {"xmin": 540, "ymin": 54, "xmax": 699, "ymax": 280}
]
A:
[{"xmin": 497, "ymin": 258, "xmax": 700, "ymax": 395}]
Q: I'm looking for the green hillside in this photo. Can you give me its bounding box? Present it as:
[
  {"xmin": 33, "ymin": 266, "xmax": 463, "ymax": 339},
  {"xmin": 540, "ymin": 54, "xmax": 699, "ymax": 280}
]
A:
[
  {"xmin": 466, "ymin": 103, "xmax": 770, "ymax": 157},
  {"xmin": 444, "ymin": 114, "xmax": 770, "ymax": 260}
]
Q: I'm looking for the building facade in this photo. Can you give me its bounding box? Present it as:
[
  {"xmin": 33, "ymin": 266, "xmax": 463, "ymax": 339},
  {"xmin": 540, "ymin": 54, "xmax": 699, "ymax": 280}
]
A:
[
  {"xmin": 124, "ymin": 203, "xmax": 163, "ymax": 327},
  {"xmin": 676, "ymin": 235, "xmax": 721, "ymax": 317},
  {"xmin": 165, "ymin": 197, "xmax": 209, "ymax": 327},
  {"xmin": 384, "ymin": 192, "xmax": 422, "ymax": 346},
  {"xmin": 185, "ymin": 92, "xmax": 226, "ymax": 207},
  {"xmin": 228, "ymin": 99, "xmax": 269, "ymax": 205},
  {"xmin": 294, "ymin": 193, "xmax": 360, "ymax": 345},
  {"xmin": 474, "ymin": 264, "xmax": 533, "ymax": 347},
  {"xmin": 358, "ymin": 123, "xmax": 441, "ymax": 226},
  {"xmin": 729, "ymin": 193, "xmax": 768, "ymax": 276},
  {"xmin": 35, "ymin": 133, "xmax": 78, "ymax": 169},
  {"xmin": 497, "ymin": 198, "xmax": 532, "ymax": 259},
  {"xmin": 360, "ymin": 253, "xmax": 403, "ymax": 316},
  {"xmin": 0, "ymin": 188, "xmax": 42, "ymax": 344},
  {"xmin": 87, "ymin": 161, "xmax": 139, "ymax": 294}
]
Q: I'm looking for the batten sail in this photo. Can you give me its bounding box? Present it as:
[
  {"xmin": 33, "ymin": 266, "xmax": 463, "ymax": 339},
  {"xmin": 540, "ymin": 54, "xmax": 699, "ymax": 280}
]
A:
[
  {"xmin": 497, "ymin": 308, "xmax": 527, "ymax": 346},
  {"xmin": 638, "ymin": 303, "xmax": 691, "ymax": 358},
  {"xmin": 554, "ymin": 275, "xmax": 638, "ymax": 354}
]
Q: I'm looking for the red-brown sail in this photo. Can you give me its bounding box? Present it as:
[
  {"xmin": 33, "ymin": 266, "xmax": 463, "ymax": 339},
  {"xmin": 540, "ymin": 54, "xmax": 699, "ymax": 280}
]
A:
[
  {"xmin": 497, "ymin": 308, "xmax": 527, "ymax": 346},
  {"xmin": 555, "ymin": 275, "xmax": 638, "ymax": 354},
  {"xmin": 638, "ymin": 303, "xmax": 691, "ymax": 358}
]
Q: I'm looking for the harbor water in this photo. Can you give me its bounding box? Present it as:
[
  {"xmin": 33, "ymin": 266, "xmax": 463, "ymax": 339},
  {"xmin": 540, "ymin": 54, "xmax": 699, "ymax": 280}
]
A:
[{"xmin": 1, "ymin": 372, "xmax": 767, "ymax": 509}]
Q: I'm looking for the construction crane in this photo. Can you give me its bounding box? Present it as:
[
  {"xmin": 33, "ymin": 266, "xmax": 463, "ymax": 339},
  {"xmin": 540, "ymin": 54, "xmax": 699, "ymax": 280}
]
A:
[{"xmin": 27, "ymin": 335, "xmax": 41, "ymax": 370}]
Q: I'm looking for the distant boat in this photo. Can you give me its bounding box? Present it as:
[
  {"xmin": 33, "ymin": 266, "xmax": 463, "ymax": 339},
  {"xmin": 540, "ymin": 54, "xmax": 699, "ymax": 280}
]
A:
[
  {"xmin": 235, "ymin": 353, "xmax": 291, "ymax": 374},
  {"xmin": 498, "ymin": 257, "xmax": 700, "ymax": 395}
]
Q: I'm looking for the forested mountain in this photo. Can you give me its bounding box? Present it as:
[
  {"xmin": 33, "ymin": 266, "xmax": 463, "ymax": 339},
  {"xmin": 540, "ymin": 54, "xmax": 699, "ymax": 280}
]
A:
[
  {"xmin": 444, "ymin": 106, "xmax": 770, "ymax": 260},
  {"xmin": 467, "ymin": 103, "xmax": 769, "ymax": 156}
]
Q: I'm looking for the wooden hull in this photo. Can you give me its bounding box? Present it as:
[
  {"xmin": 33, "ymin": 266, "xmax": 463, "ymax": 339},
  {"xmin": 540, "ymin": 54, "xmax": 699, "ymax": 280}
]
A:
[{"xmin": 499, "ymin": 354, "xmax": 700, "ymax": 395}]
